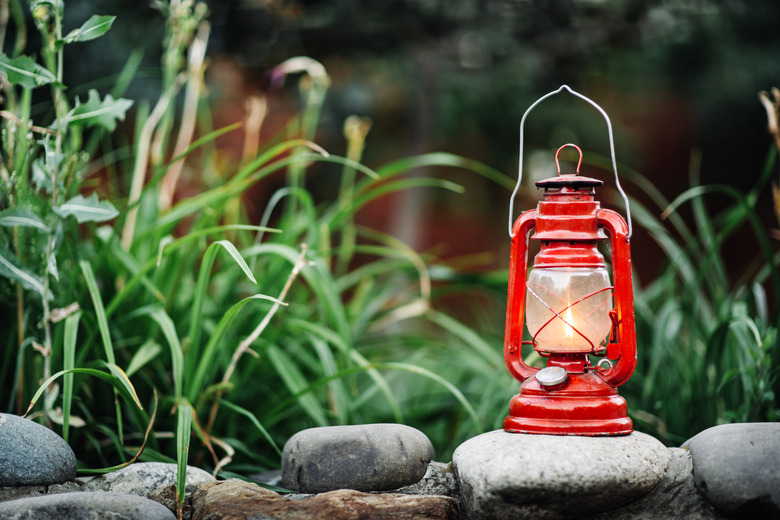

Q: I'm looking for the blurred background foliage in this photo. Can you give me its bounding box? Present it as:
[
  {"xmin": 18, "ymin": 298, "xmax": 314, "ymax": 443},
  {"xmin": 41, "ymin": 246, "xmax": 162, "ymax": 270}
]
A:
[
  {"xmin": 60, "ymin": 0, "xmax": 780, "ymax": 276},
  {"xmin": 2, "ymin": 0, "xmax": 779, "ymax": 477}
]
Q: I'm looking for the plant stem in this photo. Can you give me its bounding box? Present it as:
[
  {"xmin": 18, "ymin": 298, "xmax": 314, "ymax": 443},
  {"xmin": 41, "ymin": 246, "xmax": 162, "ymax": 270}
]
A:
[
  {"xmin": 205, "ymin": 244, "xmax": 309, "ymax": 435},
  {"xmin": 121, "ymin": 87, "xmax": 176, "ymax": 250},
  {"xmin": 158, "ymin": 21, "xmax": 209, "ymax": 211}
]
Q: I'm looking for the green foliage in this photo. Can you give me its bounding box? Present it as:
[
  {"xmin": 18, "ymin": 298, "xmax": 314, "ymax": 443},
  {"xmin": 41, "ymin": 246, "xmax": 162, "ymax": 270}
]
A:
[
  {"xmin": 619, "ymin": 150, "xmax": 780, "ymax": 443},
  {"xmin": 1, "ymin": 2, "xmax": 509, "ymax": 510}
]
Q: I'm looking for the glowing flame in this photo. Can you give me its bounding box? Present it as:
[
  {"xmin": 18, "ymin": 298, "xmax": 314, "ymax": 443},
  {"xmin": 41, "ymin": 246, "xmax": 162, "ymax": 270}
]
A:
[{"xmin": 564, "ymin": 307, "xmax": 574, "ymax": 339}]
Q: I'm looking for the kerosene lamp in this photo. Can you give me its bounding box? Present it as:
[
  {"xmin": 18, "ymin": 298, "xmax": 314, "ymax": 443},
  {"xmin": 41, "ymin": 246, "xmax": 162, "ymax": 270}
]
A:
[{"xmin": 503, "ymin": 86, "xmax": 637, "ymax": 436}]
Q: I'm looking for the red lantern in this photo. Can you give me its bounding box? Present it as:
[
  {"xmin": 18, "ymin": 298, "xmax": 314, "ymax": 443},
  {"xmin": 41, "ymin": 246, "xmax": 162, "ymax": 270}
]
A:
[{"xmin": 503, "ymin": 86, "xmax": 637, "ymax": 436}]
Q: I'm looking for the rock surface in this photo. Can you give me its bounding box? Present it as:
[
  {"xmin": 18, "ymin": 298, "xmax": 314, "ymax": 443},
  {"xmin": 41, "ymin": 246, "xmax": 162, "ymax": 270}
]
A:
[
  {"xmin": 394, "ymin": 461, "xmax": 458, "ymax": 497},
  {"xmin": 83, "ymin": 462, "xmax": 215, "ymax": 520},
  {"xmin": 453, "ymin": 429, "xmax": 671, "ymax": 520},
  {"xmin": 281, "ymin": 423, "xmax": 435, "ymax": 493},
  {"xmin": 192, "ymin": 479, "xmax": 457, "ymax": 520},
  {"xmin": 0, "ymin": 413, "xmax": 77, "ymax": 486},
  {"xmin": 0, "ymin": 491, "xmax": 176, "ymax": 520},
  {"xmin": 0, "ymin": 481, "xmax": 81, "ymax": 503},
  {"xmin": 587, "ymin": 448, "xmax": 727, "ymax": 519},
  {"xmin": 683, "ymin": 422, "xmax": 780, "ymax": 518}
]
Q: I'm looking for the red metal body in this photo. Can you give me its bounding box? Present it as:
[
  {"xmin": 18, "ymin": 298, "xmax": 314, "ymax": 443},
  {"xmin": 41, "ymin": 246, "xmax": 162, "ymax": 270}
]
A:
[{"xmin": 503, "ymin": 156, "xmax": 637, "ymax": 436}]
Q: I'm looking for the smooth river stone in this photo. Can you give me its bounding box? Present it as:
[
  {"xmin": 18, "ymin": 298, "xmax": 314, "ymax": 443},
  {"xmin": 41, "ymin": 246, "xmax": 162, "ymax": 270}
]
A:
[
  {"xmin": 0, "ymin": 413, "xmax": 77, "ymax": 486},
  {"xmin": 282, "ymin": 423, "xmax": 435, "ymax": 493}
]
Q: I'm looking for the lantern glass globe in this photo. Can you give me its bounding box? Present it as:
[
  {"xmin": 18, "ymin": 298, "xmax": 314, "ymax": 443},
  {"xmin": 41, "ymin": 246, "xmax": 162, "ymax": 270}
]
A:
[{"xmin": 526, "ymin": 267, "xmax": 612, "ymax": 353}]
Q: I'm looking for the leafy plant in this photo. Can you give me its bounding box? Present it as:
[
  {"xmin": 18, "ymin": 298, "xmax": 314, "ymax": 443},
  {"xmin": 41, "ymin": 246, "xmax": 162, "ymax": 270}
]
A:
[
  {"xmin": 618, "ymin": 141, "xmax": 780, "ymax": 444},
  {"xmin": 2, "ymin": 3, "xmax": 512, "ymax": 517}
]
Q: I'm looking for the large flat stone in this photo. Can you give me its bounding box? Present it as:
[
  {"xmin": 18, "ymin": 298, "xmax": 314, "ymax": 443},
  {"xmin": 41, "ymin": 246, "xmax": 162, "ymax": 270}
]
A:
[
  {"xmin": 0, "ymin": 413, "xmax": 77, "ymax": 486},
  {"xmin": 0, "ymin": 491, "xmax": 175, "ymax": 519},
  {"xmin": 282, "ymin": 423, "xmax": 434, "ymax": 493},
  {"xmin": 683, "ymin": 422, "xmax": 780, "ymax": 518},
  {"xmin": 453, "ymin": 429, "xmax": 670, "ymax": 520},
  {"xmin": 192, "ymin": 479, "xmax": 457, "ymax": 520}
]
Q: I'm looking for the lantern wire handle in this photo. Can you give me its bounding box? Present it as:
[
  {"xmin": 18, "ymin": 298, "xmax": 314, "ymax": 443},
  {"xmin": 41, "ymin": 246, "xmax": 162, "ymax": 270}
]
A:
[{"xmin": 508, "ymin": 85, "xmax": 633, "ymax": 239}]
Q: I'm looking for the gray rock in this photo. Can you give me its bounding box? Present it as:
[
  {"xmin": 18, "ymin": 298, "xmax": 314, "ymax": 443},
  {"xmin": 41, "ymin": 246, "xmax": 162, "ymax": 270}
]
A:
[
  {"xmin": 281, "ymin": 423, "xmax": 435, "ymax": 493},
  {"xmin": 0, "ymin": 413, "xmax": 77, "ymax": 486},
  {"xmin": 586, "ymin": 448, "xmax": 727, "ymax": 520},
  {"xmin": 683, "ymin": 422, "xmax": 780, "ymax": 518},
  {"xmin": 82, "ymin": 462, "xmax": 215, "ymax": 520},
  {"xmin": 249, "ymin": 469, "xmax": 283, "ymax": 488},
  {"xmin": 0, "ymin": 481, "xmax": 82, "ymax": 503},
  {"xmin": 453, "ymin": 429, "xmax": 670, "ymax": 520},
  {"xmin": 393, "ymin": 461, "xmax": 458, "ymax": 497},
  {"xmin": 0, "ymin": 491, "xmax": 176, "ymax": 519},
  {"xmin": 82, "ymin": 462, "xmax": 214, "ymax": 496}
]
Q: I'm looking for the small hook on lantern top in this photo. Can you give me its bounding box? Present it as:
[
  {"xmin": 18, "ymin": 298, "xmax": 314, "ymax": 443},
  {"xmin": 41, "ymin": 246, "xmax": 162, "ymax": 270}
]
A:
[
  {"xmin": 555, "ymin": 143, "xmax": 583, "ymax": 176},
  {"xmin": 508, "ymin": 85, "xmax": 633, "ymax": 239}
]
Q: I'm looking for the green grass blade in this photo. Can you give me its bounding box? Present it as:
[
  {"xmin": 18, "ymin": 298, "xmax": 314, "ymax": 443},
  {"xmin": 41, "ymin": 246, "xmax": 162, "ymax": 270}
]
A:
[
  {"xmin": 371, "ymin": 152, "xmax": 513, "ymax": 189},
  {"xmin": 25, "ymin": 367, "xmax": 143, "ymax": 416},
  {"xmin": 219, "ymin": 399, "xmax": 282, "ymax": 457},
  {"xmin": 79, "ymin": 260, "xmax": 116, "ymax": 364},
  {"xmin": 135, "ymin": 305, "xmax": 184, "ymax": 401},
  {"xmin": 175, "ymin": 400, "xmax": 193, "ymax": 516},
  {"xmin": 62, "ymin": 310, "xmax": 82, "ymax": 442},
  {"xmin": 377, "ymin": 361, "xmax": 484, "ymax": 433},
  {"xmin": 187, "ymin": 294, "xmax": 285, "ymax": 403},
  {"xmin": 188, "ymin": 240, "xmax": 258, "ymax": 364},
  {"xmin": 267, "ymin": 344, "xmax": 328, "ymax": 427},
  {"xmin": 125, "ymin": 339, "xmax": 163, "ymax": 377}
]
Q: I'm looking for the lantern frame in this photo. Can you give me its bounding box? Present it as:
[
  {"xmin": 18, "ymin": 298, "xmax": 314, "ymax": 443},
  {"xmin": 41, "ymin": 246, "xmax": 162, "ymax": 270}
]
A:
[{"xmin": 502, "ymin": 87, "xmax": 637, "ymax": 436}]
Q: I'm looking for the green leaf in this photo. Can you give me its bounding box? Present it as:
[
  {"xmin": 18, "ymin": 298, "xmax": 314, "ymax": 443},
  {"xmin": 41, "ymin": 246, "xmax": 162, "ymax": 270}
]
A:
[
  {"xmin": 0, "ymin": 208, "xmax": 50, "ymax": 232},
  {"xmin": 134, "ymin": 305, "xmax": 184, "ymax": 401},
  {"xmin": 0, "ymin": 54, "xmax": 56, "ymax": 88},
  {"xmin": 64, "ymin": 15, "xmax": 115, "ymax": 43},
  {"xmin": 186, "ymin": 294, "xmax": 284, "ymax": 403},
  {"xmin": 175, "ymin": 401, "xmax": 193, "ymax": 513},
  {"xmin": 187, "ymin": 240, "xmax": 257, "ymax": 360},
  {"xmin": 0, "ymin": 244, "xmax": 48, "ymax": 299},
  {"xmin": 55, "ymin": 193, "xmax": 119, "ymax": 223},
  {"xmin": 62, "ymin": 311, "xmax": 82, "ymax": 443},
  {"xmin": 126, "ymin": 339, "xmax": 162, "ymax": 377},
  {"xmin": 219, "ymin": 400, "xmax": 282, "ymax": 456},
  {"xmin": 105, "ymin": 363, "xmax": 143, "ymax": 410},
  {"xmin": 79, "ymin": 260, "xmax": 116, "ymax": 364},
  {"xmin": 66, "ymin": 89, "xmax": 133, "ymax": 131},
  {"xmin": 26, "ymin": 367, "xmax": 143, "ymax": 416}
]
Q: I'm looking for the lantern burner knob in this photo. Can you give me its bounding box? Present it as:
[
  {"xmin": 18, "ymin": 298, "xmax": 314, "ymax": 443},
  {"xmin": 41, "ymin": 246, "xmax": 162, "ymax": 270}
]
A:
[{"xmin": 536, "ymin": 366, "xmax": 568, "ymax": 390}]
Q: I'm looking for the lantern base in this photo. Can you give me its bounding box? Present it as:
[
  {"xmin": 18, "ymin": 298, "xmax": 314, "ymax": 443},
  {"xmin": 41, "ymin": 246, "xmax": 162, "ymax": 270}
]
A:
[{"xmin": 504, "ymin": 370, "xmax": 633, "ymax": 436}]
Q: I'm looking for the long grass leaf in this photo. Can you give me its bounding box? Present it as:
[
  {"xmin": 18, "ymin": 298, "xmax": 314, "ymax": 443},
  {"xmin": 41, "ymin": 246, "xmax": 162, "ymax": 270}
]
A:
[
  {"xmin": 79, "ymin": 260, "xmax": 115, "ymax": 364},
  {"xmin": 175, "ymin": 400, "xmax": 193, "ymax": 516},
  {"xmin": 267, "ymin": 344, "xmax": 328, "ymax": 427},
  {"xmin": 25, "ymin": 368, "xmax": 142, "ymax": 416},
  {"xmin": 377, "ymin": 361, "xmax": 484, "ymax": 433},
  {"xmin": 187, "ymin": 294, "xmax": 284, "ymax": 403},
  {"xmin": 134, "ymin": 305, "xmax": 184, "ymax": 401},
  {"xmin": 188, "ymin": 240, "xmax": 258, "ymax": 365},
  {"xmin": 62, "ymin": 311, "xmax": 82, "ymax": 442},
  {"xmin": 105, "ymin": 363, "xmax": 143, "ymax": 410},
  {"xmin": 371, "ymin": 152, "xmax": 512, "ymax": 189},
  {"xmin": 219, "ymin": 399, "xmax": 282, "ymax": 456},
  {"xmin": 126, "ymin": 339, "xmax": 163, "ymax": 377}
]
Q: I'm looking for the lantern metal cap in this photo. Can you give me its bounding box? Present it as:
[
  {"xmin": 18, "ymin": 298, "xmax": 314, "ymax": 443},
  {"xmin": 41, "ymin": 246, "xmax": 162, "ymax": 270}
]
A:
[
  {"xmin": 536, "ymin": 366, "xmax": 568, "ymax": 388},
  {"xmin": 535, "ymin": 175, "xmax": 603, "ymax": 190}
]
